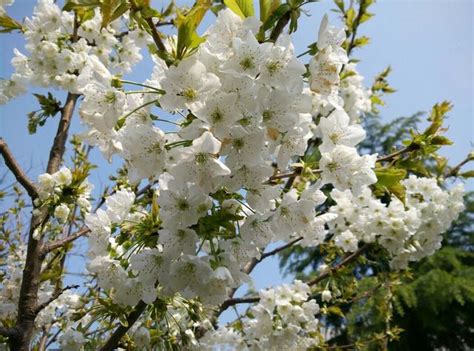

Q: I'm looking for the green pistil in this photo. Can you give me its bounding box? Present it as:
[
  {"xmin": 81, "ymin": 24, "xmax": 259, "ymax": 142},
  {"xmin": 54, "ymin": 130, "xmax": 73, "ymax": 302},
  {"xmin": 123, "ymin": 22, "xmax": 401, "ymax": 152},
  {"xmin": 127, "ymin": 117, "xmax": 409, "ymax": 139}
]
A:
[{"xmin": 239, "ymin": 57, "xmax": 255, "ymax": 70}]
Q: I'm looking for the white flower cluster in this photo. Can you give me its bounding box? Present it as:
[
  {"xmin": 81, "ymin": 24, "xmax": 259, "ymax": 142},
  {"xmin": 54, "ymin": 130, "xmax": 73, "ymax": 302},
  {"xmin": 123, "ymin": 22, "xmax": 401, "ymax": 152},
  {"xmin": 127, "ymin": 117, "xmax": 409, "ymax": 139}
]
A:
[
  {"xmin": 328, "ymin": 176, "xmax": 465, "ymax": 268},
  {"xmin": 198, "ymin": 281, "xmax": 321, "ymax": 350},
  {"xmin": 85, "ymin": 188, "xmax": 144, "ymax": 306},
  {"xmin": 340, "ymin": 63, "xmax": 373, "ymax": 123},
  {"xmin": 59, "ymin": 329, "xmax": 87, "ymax": 351},
  {"xmin": 307, "ymin": 16, "xmax": 376, "ymax": 194},
  {"xmin": 0, "ymin": 0, "xmax": 148, "ymax": 103},
  {"xmin": 35, "ymin": 167, "xmax": 92, "ymax": 224},
  {"xmin": 0, "ymin": 245, "xmax": 82, "ymax": 327},
  {"xmin": 76, "ymin": 9, "xmax": 382, "ymax": 311}
]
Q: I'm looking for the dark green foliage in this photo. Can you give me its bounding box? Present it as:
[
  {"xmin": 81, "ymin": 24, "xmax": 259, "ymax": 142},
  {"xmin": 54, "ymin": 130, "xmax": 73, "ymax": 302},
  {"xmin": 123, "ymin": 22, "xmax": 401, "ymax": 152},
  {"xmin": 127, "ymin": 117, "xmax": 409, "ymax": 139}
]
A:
[{"xmin": 389, "ymin": 247, "xmax": 474, "ymax": 350}]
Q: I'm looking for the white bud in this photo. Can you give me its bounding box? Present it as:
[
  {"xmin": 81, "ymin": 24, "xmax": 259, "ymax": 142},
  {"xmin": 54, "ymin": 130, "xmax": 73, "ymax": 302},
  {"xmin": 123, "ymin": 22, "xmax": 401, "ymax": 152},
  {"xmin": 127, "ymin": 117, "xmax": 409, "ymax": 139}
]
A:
[
  {"xmin": 321, "ymin": 289, "xmax": 332, "ymax": 302},
  {"xmin": 54, "ymin": 204, "xmax": 70, "ymax": 223}
]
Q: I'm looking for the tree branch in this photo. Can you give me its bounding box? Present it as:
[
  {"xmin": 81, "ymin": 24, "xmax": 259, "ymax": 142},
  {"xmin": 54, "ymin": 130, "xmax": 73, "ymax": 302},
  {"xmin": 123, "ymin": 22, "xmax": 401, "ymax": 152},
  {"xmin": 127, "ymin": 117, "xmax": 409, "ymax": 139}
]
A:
[
  {"xmin": 0, "ymin": 138, "xmax": 39, "ymax": 199},
  {"xmin": 308, "ymin": 244, "xmax": 369, "ymax": 286},
  {"xmin": 99, "ymin": 300, "xmax": 148, "ymax": 351},
  {"xmin": 42, "ymin": 227, "xmax": 90, "ymax": 255},
  {"xmin": 218, "ymin": 244, "xmax": 371, "ymax": 316},
  {"xmin": 445, "ymin": 153, "xmax": 473, "ymax": 178},
  {"xmin": 376, "ymin": 144, "xmax": 417, "ymax": 163},
  {"xmin": 46, "ymin": 93, "xmax": 79, "ymax": 174},
  {"xmin": 33, "ymin": 285, "xmax": 79, "ymax": 315},
  {"xmin": 269, "ymin": 11, "xmax": 291, "ymax": 43}
]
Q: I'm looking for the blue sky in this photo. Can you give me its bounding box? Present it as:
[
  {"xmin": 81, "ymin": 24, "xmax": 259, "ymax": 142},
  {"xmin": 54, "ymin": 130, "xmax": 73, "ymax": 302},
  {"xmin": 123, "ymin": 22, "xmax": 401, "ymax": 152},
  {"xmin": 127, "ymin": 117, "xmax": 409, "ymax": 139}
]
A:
[{"xmin": 1, "ymin": 0, "xmax": 472, "ymax": 320}]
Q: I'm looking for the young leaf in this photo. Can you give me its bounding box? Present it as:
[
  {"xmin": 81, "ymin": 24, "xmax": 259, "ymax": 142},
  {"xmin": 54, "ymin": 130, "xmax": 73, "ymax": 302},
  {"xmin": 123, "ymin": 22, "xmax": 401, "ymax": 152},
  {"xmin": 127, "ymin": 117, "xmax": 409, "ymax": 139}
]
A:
[
  {"xmin": 101, "ymin": 0, "xmax": 129, "ymax": 28},
  {"xmin": 224, "ymin": 0, "xmax": 255, "ymax": 18},
  {"xmin": 0, "ymin": 13, "xmax": 22, "ymax": 33},
  {"xmin": 259, "ymin": 0, "xmax": 280, "ymax": 22}
]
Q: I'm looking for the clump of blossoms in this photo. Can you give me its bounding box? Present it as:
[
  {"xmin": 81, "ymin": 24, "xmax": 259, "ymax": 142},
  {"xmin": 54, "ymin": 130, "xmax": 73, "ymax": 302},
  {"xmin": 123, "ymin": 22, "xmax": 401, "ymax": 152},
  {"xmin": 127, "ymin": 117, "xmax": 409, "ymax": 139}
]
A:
[
  {"xmin": 34, "ymin": 167, "xmax": 92, "ymax": 228},
  {"xmin": 0, "ymin": 245, "xmax": 82, "ymax": 329},
  {"xmin": 79, "ymin": 10, "xmax": 372, "ymax": 311},
  {"xmin": 328, "ymin": 175, "xmax": 465, "ymax": 268},
  {"xmin": 0, "ymin": 0, "xmax": 148, "ymax": 103},
  {"xmin": 197, "ymin": 281, "xmax": 321, "ymax": 350},
  {"xmin": 0, "ymin": 0, "xmax": 468, "ymax": 349}
]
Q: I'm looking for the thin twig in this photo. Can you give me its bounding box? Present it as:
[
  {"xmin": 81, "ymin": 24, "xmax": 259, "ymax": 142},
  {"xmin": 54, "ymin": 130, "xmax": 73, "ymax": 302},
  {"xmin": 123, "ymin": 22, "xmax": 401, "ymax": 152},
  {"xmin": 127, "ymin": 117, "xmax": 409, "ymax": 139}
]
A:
[
  {"xmin": 0, "ymin": 138, "xmax": 39, "ymax": 199},
  {"xmin": 34, "ymin": 285, "xmax": 79, "ymax": 315},
  {"xmin": 308, "ymin": 245, "xmax": 369, "ymax": 286},
  {"xmin": 445, "ymin": 154, "xmax": 473, "ymax": 178},
  {"xmin": 42, "ymin": 228, "xmax": 90, "ymax": 255},
  {"xmin": 376, "ymin": 144, "xmax": 416, "ymax": 163},
  {"xmin": 269, "ymin": 11, "xmax": 291, "ymax": 43}
]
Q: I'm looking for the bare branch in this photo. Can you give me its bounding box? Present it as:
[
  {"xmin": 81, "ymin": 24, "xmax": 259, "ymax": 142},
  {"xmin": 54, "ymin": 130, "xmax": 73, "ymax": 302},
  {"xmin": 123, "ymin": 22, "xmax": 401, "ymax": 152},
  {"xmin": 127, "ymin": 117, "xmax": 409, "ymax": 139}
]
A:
[
  {"xmin": 261, "ymin": 237, "xmax": 303, "ymax": 260},
  {"xmin": 217, "ymin": 244, "xmax": 370, "ymax": 318},
  {"xmin": 308, "ymin": 244, "xmax": 370, "ymax": 286},
  {"xmin": 0, "ymin": 138, "xmax": 39, "ymax": 199},
  {"xmin": 376, "ymin": 144, "xmax": 417, "ymax": 163},
  {"xmin": 46, "ymin": 93, "xmax": 79, "ymax": 174},
  {"xmin": 42, "ymin": 227, "xmax": 90, "ymax": 255},
  {"xmin": 219, "ymin": 296, "xmax": 260, "ymax": 311},
  {"xmin": 445, "ymin": 153, "xmax": 473, "ymax": 178},
  {"xmin": 100, "ymin": 300, "xmax": 148, "ymax": 351},
  {"xmin": 34, "ymin": 285, "xmax": 79, "ymax": 315}
]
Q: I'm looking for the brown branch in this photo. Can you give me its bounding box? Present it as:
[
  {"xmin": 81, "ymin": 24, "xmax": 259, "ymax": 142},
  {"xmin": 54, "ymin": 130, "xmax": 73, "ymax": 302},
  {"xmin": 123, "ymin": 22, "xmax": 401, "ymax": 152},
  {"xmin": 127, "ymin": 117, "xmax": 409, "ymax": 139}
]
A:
[
  {"xmin": 218, "ymin": 244, "xmax": 371, "ymax": 318},
  {"xmin": 219, "ymin": 296, "xmax": 260, "ymax": 311},
  {"xmin": 46, "ymin": 93, "xmax": 79, "ymax": 174},
  {"xmin": 145, "ymin": 17, "xmax": 168, "ymax": 54},
  {"xmin": 99, "ymin": 300, "xmax": 148, "ymax": 351},
  {"xmin": 42, "ymin": 227, "xmax": 90, "ymax": 255},
  {"xmin": 445, "ymin": 154, "xmax": 473, "ymax": 178},
  {"xmin": 33, "ymin": 285, "xmax": 79, "ymax": 315},
  {"xmin": 308, "ymin": 244, "xmax": 369, "ymax": 286},
  {"xmin": 269, "ymin": 11, "xmax": 291, "ymax": 43},
  {"xmin": 0, "ymin": 138, "xmax": 39, "ymax": 199},
  {"xmin": 261, "ymin": 237, "xmax": 303, "ymax": 260},
  {"xmin": 376, "ymin": 144, "xmax": 417, "ymax": 163}
]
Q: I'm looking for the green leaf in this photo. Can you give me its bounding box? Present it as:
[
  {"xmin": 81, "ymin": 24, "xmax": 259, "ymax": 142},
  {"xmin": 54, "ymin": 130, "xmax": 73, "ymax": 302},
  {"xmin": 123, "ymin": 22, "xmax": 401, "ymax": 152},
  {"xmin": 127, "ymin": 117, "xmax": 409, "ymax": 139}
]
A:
[
  {"xmin": 259, "ymin": 0, "xmax": 280, "ymax": 22},
  {"xmin": 100, "ymin": 0, "xmax": 129, "ymax": 28},
  {"xmin": 345, "ymin": 7, "xmax": 356, "ymax": 29},
  {"xmin": 0, "ymin": 13, "xmax": 22, "ymax": 33},
  {"xmin": 175, "ymin": 0, "xmax": 211, "ymax": 59},
  {"xmin": 430, "ymin": 135, "xmax": 453, "ymax": 146},
  {"xmin": 424, "ymin": 101, "xmax": 452, "ymax": 136},
  {"xmin": 27, "ymin": 93, "xmax": 62, "ymax": 134},
  {"xmin": 224, "ymin": 0, "xmax": 255, "ymax": 18},
  {"xmin": 63, "ymin": 0, "xmax": 101, "ymax": 22},
  {"xmin": 327, "ymin": 306, "xmax": 345, "ymax": 317},
  {"xmin": 459, "ymin": 171, "xmax": 474, "ymax": 178},
  {"xmin": 374, "ymin": 167, "xmax": 407, "ymax": 202},
  {"xmin": 261, "ymin": 3, "xmax": 290, "ymax": 31}
]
